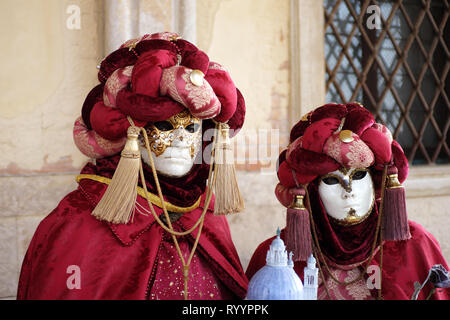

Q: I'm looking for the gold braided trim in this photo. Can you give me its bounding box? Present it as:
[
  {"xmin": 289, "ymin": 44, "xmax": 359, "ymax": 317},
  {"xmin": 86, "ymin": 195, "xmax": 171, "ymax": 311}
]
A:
[{"xmin": 76, "ymin": 174, "xmax": 201, "ymax": 213}]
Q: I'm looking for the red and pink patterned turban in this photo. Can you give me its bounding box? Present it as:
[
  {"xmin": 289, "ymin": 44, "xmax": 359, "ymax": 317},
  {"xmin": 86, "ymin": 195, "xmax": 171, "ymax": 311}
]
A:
[
  {"xmin": 74, "ymin": 32, "xmax": 245, "ymax": 159},
  {"xmin": 275, "ymin": 102, "xmax": 409, "ymax": 207}
]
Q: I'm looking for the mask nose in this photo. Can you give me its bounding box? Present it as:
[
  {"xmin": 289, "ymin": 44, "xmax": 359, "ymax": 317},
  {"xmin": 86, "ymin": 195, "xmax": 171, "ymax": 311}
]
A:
[
  {"xmin": 171, "ymin": 128, "xmax": 190, "ymax": 148},
  {"xmin": 341, "ymin": 179, "xmax": 354, "ymax": 199}
]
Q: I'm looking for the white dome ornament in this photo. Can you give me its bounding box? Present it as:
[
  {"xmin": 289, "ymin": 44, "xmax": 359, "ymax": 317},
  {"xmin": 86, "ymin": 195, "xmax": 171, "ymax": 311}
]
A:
[{"xmin": 246, "ymin": 228, "xmax": 304, "ymax": 300}]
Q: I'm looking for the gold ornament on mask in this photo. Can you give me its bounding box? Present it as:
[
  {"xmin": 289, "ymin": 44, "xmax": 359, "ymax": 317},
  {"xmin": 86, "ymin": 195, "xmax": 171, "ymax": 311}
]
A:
[
  {"xmin": 320, "ymin": 168, "xmax": 374, "ymax": 226},
  {"xmin": 144, "ymin": 110, "xmax": 202, "ymax": 158}
]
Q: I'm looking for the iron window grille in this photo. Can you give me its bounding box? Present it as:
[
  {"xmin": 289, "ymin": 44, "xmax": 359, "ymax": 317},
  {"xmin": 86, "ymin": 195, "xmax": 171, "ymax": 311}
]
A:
[{"xmin": 324, "ymin": 0, "xmax": 449, "ymax": 164}]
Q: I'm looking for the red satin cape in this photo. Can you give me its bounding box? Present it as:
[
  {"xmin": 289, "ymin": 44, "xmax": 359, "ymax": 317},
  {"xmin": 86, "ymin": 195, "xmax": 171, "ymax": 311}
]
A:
[{"xmin": 17, "ymin": 177, "xmax": 248, "ymax": 299}]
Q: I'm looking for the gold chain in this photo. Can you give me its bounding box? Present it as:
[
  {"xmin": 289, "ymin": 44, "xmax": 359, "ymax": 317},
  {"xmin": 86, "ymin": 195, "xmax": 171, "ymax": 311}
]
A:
[
  {"xmin": 134, "ymin": 118, "xmax": 219, "ymax": 300},
  {"xmin": 139, "ymin": 127, "xmax": 216, "ymax": 236}
]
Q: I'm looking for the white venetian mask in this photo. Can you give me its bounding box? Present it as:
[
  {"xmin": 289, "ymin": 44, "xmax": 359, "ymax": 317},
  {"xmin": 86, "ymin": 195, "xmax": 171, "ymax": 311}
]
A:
[
  {"xmin": 140, "ymin": 110, "xmax": 202, "ymax": 178},
  {"xmin": 318, "ymin": 167, "xmax": 375, "ymax": 226}
]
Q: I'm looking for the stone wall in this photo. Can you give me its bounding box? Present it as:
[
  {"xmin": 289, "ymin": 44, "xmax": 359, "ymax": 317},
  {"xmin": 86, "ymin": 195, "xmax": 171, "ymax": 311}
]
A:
[
  {"xmin": 0, "ymin": 0, "xmax": 103, "ymax": 299},
  {"xmin": 1, "ymin": 0, "xmax": 449, "ymax": 300}
]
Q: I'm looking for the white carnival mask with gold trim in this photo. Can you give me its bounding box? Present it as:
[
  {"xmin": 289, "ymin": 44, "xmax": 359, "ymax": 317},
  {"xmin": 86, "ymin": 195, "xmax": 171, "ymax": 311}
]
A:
[
  {"xmin": 318, "ymin": 167, "xmax": 375, "ymax": 226},
  {"xmin": 140, "ymin": 110, "xmax": 202, "ymax": 178}
]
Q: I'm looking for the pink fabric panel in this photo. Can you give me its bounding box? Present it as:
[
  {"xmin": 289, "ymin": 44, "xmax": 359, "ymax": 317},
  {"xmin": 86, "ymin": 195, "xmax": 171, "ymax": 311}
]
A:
[
  {"xmin": 103, "ymin": 66, "xmax": 134, "ymax": 107},
  {"xmin": 323, "ymin": 132, "xmax": 375, "ymax": 168},
  {"xmin": 160, "ymin": 65, "xmax": 221, "ymax": 119},
  {"xmin": 73, "ymin": 117, "xmax": 125, "ymax": 159}
]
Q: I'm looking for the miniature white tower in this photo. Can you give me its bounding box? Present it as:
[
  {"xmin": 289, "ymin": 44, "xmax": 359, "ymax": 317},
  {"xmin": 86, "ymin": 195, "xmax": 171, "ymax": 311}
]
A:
[{"xmin": 303, "ymin": 254, "xmax": 319, "ymax": 300}]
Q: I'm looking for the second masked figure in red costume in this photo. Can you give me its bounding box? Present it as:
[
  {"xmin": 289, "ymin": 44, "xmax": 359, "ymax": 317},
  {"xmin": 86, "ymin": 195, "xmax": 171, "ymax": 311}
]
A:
[{"xmin": 246, "ymin": 103, "xmax": 450, "ymax": 300}]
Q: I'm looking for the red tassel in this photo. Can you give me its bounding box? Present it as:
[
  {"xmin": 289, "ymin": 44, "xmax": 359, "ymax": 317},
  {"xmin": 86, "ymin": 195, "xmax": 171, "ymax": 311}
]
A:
[
  {"xmin": 382, "ymin": 166, "xmax": 411, "ymax": 241},
  {"xmin": 286, "ymin": 187, "xmax": 312, "ymax": 261}
]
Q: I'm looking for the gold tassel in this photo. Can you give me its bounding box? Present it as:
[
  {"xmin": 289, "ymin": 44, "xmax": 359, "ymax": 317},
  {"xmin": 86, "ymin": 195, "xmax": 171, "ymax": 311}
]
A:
[
  {"xmin": 213, "ymin": 122, "xmax": 245, "ymax": 215},
  {"xmin": 92, "ymin": 125, "xmax": 141, "ymax": 224}
]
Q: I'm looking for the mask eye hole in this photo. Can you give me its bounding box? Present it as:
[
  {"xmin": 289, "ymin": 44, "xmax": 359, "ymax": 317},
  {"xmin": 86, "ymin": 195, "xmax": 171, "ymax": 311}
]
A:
[
  {"xmin": 352, "ymin": 170, "xmax": 367, "ymax": 180},
  {"xmin": 153, "ymin": 121, "xmax": 173, "ymax": 131},
  {"xmin": 322, "ymin": 177, "xmax": 340, "ymax": 185},
  {"xmin": 185, "ymin": 123, "xmax": 200, "ymax": 133}
]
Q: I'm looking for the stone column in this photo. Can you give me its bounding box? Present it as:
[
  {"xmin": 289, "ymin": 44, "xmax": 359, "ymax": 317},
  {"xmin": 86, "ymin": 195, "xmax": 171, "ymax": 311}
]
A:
[
  {"xmin": 173, "ymin": 0, "xmax": 197, "ymax": 44},
  {"xmin": 103, "ymin": 0, "xmax": 197, "ymax": 54},
  {"xmin": 104, "ymin": 0, "xmax": 140, "ymax": 55},
  {"xmin": 290, "ymin": 0, "xmax": 326, "ymax": 126}
]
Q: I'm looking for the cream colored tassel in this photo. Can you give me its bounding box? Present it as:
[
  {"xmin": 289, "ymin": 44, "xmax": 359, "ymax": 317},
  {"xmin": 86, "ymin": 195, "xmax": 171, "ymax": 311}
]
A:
[
  {"xmin": 92, "ymin": 125, "xmax": 141, "ymax": 224},
  {"xmin": 213, "ymin": 122, "xmax": 244, "ymax": 215}
]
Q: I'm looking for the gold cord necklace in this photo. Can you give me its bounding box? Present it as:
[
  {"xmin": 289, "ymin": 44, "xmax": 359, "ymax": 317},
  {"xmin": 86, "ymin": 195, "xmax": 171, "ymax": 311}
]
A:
[{"xmin": 137, "ymin": 123, "xmax": 219, "ymax": 300}]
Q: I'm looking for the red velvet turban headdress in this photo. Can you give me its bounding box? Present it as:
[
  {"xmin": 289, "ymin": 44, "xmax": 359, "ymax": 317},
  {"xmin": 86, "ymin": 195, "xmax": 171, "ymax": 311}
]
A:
[
  {"xmin": 73, "ymin": 32, "xmax": 245, "ymax": 159},
  {"xmin": 276, "ymin": 102, "xmax": 408, "ymax": 189},
  {"xmin": 275, "ymin": 103, "xmax": 410, "ymax": 264}
]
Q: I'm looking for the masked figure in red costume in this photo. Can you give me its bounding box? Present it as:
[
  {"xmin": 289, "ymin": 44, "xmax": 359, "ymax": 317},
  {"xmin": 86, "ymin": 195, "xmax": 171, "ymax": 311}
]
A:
[
  {"xmin": 246, "ymin": 103, "xmax": 450, "ymax": 300},
  {"xmin": 17, "ymin": 32, "xmax": 248, "ymax": 300}
]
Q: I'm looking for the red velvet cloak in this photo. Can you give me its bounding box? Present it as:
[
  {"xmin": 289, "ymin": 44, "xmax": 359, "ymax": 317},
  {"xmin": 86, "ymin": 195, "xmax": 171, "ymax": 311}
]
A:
[
  {"xmin": 17, "ymin": 177, "xmax": 248, "ymax": 300},
  {"xmin": 246, "ymin": 222, "xmax": 450, "ymax": 300}
]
